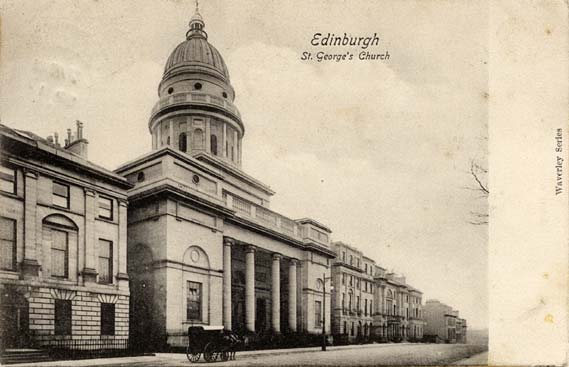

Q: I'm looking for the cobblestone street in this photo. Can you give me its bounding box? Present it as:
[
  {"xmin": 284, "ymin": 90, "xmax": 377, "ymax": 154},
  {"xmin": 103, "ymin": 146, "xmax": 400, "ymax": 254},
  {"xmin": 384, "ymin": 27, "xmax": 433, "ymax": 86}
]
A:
[{"xmin": 15, "ymin": 343, "xmax": 488, "ymax": 366}]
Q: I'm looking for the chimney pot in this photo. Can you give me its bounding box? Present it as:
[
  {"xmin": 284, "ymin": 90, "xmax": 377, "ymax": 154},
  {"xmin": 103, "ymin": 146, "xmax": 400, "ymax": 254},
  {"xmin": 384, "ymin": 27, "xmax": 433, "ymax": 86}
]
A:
[
  {"xmin": 54, "ymin": 132, "xmax": 60, "ymax": 146},
  {"xmin": 76, "ymin": 120, "xmax": 83, "ymax": 140}
]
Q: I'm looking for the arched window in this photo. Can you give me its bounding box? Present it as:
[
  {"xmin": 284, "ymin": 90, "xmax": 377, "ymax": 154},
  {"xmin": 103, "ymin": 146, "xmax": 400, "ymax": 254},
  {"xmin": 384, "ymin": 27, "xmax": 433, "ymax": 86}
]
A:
[
  {"xmin": 42, "ymin": 214, "xmax": 78, "ymax": 279},
  {"xmin": 178, "ymin": 133, "xmax": 187, "ymax": 152},
  {"xmin": 210, "ymin": 135, "xmax": 218, "ymax": 155},
  {"xmin": 193, "ymin": 129, "xmax": 204, "ymax": 149}
]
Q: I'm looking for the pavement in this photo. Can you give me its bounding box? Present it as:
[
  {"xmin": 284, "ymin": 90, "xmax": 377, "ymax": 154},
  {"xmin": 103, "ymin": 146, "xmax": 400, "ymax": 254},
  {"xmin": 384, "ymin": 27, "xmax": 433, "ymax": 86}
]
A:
[{"xmin": 10, "ymin": 343, "xmax": 489, "ymax": 366}]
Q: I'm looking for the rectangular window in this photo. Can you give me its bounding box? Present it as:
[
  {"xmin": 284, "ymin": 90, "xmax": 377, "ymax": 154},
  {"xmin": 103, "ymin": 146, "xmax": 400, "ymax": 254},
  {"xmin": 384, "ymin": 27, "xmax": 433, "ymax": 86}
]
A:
[
  {"xmin": 51, "ymin": 229, "xmax": 68, "ymax": 278},
  {"xmin": 0, "ymin": 217, "xmax": 16, "ymax": 271},
  {"xmin": 349, "ymin": 255, "xmax": 353, "ymax": 265},
  {"xmin": 100, "ymin": 303, "xmax": 115, "ymax": 335},
  {"xmin": 52, "ymin": 181, "xmax": 69, "ymax": 208},
  {"xmin": 370, "ymin": 301, "xmax": 373, "ymax": 315},
  {"xmin": 364, "ymin": 263, "xmax": 368, "ymax": 273},
  {"xmin": 342, "ymin": 293, "xmax": 345, "ymax": 311},
  {"xmin": 98, "ymin": 239, "xmax": 113, "ymax": 284},
  {"xmin": 97, "ymin": 196, "xmax": 113, "ymax": 220},
  {"xmin": 54, "ymin": 300, "xmax": 72, "ymax": 335},
  {"xmin": 342, "ymin": 274, "xmax": 345, "ymax": 285},
  {"xmin": 342, "ymin": 251, "xmax": 346, "ymax": 262},
  {"xmin": 0, "ymin": 165, "xmax": 16, "ymax": 194},
  {"xmin": 357, "ymin": 296, "xmax": 360, "ymax": 311},
  {"xmin": 187, "ymin": 281, "xmax": 202, "ymax": 321},
  {"xmin": 314, "ymin": 300, "xmax": 322, "ymax": 327},
  {"xmin": 364, "ymin": 299, "xmax": 368, "ymax": 316}
]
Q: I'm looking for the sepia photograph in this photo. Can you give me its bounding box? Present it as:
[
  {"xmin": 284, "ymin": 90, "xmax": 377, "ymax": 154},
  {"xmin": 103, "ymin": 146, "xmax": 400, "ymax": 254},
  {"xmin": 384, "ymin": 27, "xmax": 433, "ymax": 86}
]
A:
[{"xmin": 1, "ymin": 0, "xmax": 540, "ymax": 365}]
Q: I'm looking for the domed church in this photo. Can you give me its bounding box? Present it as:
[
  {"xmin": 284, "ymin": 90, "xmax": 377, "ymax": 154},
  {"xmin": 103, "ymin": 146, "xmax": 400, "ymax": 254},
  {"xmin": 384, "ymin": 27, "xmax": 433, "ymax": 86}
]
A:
[{"xmin": 115, "ymin": 7, "xmax": 335, "ymax": 349}]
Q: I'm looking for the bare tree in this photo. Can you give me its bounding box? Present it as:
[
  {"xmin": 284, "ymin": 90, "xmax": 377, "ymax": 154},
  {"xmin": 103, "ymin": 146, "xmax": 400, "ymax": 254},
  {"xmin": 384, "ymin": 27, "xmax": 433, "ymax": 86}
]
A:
[{"xmin": 468, "ymin": 159, "xmax": 488, "ymax": 225}]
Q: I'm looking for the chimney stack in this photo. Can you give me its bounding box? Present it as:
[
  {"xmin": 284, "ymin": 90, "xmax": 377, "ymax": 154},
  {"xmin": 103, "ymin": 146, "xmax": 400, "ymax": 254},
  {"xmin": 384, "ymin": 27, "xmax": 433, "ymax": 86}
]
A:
[
  {"xmin": 64, "ymin": 122, "xmax": 89, "ymax": 159},
  {"xmin": 76, "ymin": 120, "xmax": 83, "ymax": 140},
  {"xmin": 47, "ymin": 135, "xmax": 54, "ymax": 144},
  {"xmin": 54, "ymin": 132, "xmax": 60, "ymax": 147}
]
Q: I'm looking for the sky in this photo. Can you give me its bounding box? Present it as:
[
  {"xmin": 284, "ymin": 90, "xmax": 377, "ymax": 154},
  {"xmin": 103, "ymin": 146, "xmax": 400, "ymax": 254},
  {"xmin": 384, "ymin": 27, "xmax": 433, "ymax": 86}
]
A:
[{"xmin": 0, "ymin": 0, "xmax": 488, "ymax": 329}]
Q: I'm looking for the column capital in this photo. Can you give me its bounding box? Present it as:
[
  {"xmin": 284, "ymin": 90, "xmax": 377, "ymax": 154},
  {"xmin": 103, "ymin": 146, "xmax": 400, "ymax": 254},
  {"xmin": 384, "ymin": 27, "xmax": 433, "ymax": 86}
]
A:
[
  {"xmin": 24, "ymin": 169, "xmax": 38, "ymax": 179},
  {"xmin": 272, "ymin": 253, "xmax": 282, "ymax": 261},
  {"xmin": 245, "ymin": 244, "xmax": 256, "ymax": 254},
  {"xmin": 223, "ymin": 237, "xmax": 236, "ymax": 246},
  {"xmin": 118, "ymin": 199, "xmax": 128, "ymax": 208},
  {"xmin": 289, "ymin": 258, "xmax": 299, "ymax": 266},
  {"xmin": 84, "ymin": 188, "xmax": 96, "ymax": 197}
]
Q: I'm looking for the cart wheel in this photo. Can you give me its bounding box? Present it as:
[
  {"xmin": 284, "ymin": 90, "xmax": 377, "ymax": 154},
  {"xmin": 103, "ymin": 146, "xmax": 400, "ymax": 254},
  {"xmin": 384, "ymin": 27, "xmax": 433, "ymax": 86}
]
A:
[
  {"xmin": 186, "ymin": 352, "xmax": 200, "ymax": 363},
  {"xmin": 186, "ymin": 345, "xmax": 200, "ymax": 363},
  {"xmin": 203, "ymin": 342, "xmax": 218, "ymax": 362},
  {"xmin": 220, "ymin": 350, "xmax": 230, "ymax": 362}
]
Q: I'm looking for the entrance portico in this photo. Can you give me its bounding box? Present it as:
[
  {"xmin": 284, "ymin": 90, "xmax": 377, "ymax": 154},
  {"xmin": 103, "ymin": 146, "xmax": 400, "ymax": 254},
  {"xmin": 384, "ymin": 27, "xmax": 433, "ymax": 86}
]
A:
[{"xmin": 224, "ymin": 237, "xmax": 298, "ymax": 334}]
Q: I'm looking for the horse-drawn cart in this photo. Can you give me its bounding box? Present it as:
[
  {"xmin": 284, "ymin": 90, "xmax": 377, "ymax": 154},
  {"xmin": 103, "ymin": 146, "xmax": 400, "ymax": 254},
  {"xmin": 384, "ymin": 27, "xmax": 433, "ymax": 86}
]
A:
[{"xmin": 186, "ymin": 325, "xmax": 239, "ymax": 363}]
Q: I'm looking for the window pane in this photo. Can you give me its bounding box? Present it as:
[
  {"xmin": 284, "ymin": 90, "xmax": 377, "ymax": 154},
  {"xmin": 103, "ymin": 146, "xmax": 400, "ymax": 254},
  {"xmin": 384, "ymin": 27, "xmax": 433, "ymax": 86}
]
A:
[
  {"xmin": 0, "ymin": 178, "xmax": 15, "ymax": 193},
  {"xmin": 0, "ymin": 217, "xmax": 15, "ymax": 241},
  {"xmin": 53, "ymin": 194, "xmax": 68, "ymax": 208},
  {"xmin": 187, "ymin": 281, "xmax": 202, "ymax": 321},
  {"xmin": 98, "ymin": 197, "xmax": 113, "ymax": 219},
  {"xmin": 0, "ymin": 166, "xmax": 15, "ymax": 194},
  {"xmin": 53, "ymin": 182, "xmax": 69, "ymax": 197},
  {"xmin": 315, "ymin": 300, "xmax": 322, "ymax": 327},
  {"xmin": 98, "ymin": 240, "xmax": 112, "ymax": 284},
  {"xmin": 101, "ymin": 303, "xmax": 115, "ymax": 335},
  {"xmin": 0, "ymin": 239, "xmax": 15, "ymax": 270},
  {"xmin": 51, "ymin": 230, "xmax": 68, "ymax": 250},
  {"xmin": 51, "ymin": 230, "xmax": 68, "ymax": 277},
  {"xmin": 55, "ymin": 300, "xmax": 72, "ymax": 335}
]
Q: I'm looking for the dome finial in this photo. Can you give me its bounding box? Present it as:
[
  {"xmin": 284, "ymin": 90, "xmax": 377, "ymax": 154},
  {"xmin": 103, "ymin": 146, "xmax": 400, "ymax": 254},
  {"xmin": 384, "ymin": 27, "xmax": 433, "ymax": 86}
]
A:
[{"xmin": 187, "ymin": 0, "xmax": 207, "ymax": 40}]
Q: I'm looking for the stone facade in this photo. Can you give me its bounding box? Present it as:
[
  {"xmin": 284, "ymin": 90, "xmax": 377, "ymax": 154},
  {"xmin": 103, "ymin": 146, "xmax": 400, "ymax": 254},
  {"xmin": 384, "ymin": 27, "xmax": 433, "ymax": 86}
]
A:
[
  {"xmin": 0, "ymin": 122, "xmax": 132, "ymax": 351},
  {"xmin": 115, "ymin": 11, "xmax": 335, "ymax": 349},
  {"xmin": 329, "ymin": 242, "xmax": 425, "ymax": 343},
  {"xmin": 372, "ymin": 267, "xmax": 425, "ymax": 342},
  {"xmin": 330, "ymin": 242, "xmax": 375, "ymax": 342},
  {"xmin": 423, "ymin": 299, "xmax": 466, "ymax": 344}
]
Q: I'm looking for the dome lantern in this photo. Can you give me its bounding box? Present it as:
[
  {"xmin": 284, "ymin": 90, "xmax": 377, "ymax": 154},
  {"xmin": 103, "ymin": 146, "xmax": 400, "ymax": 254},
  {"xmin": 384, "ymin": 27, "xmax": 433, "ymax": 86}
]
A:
[{"xmin": 186, "ymin": 1, "xmax": 207, "ymax": 40}]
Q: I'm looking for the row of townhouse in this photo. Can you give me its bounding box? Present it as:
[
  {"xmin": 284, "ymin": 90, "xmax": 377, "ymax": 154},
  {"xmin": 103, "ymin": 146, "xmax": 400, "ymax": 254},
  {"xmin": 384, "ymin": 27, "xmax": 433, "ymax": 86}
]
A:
[
  {"xmin": 330, "ymin": 242, "xmax": 426, "ymax": 343},
  {"xmin": 0, "ymin": 122, "xmax": 132, "ymax": 351},
  {"xmin": 423, "ymin": 300, "xmax": 467, "ymax": 344}
]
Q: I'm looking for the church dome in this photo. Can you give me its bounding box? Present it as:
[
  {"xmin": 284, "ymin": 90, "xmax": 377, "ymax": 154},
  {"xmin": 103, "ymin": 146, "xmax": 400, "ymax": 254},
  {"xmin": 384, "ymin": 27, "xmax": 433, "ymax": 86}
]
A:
[
  {"xmin": 164, "ymin": 37, "xmax": 230, "ymax": 81},
  {"xmin": 162, "ymin": 10, "xmax": 230, "ymax": 82}
]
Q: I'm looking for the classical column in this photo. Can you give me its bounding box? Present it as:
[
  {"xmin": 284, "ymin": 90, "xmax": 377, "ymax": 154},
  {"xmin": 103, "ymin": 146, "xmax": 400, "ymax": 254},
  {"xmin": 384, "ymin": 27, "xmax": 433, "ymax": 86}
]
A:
[
  {"xmin": 116, "ymin": 200, "xmax": 129, "ymax": 284},
  {"xmin": 223, "ymin": 237, "xmax": 234, "ymax": 330},
  {"xmin": 271, "ymin": 254, "xmax": 281, "ymax": 333},
  {"xmin": 22, "ymin": 170, "xmax": 40, "ymax": 277},
  {"xmin": 245, "ymin": 245, "xmax": 256, "ymax": 332},
  {"xmin": 82, "ymin": 189, "xmax": 98, "ymax": 282},
  {"xmin": 288, "ymin": 259, "xmax": 298, "ymax": 332}
]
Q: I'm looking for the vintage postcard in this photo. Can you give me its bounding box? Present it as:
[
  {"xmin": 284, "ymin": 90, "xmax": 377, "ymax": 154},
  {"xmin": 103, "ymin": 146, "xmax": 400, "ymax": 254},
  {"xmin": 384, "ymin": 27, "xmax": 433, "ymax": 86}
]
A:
[{"xmin": 0, "ymin": 0, "xmax": 566, "ymax": 366}]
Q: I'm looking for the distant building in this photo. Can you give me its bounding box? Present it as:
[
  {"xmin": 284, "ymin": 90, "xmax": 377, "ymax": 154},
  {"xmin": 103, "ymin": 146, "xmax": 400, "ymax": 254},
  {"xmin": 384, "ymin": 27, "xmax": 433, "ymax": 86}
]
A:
[
  {"xmin": 423, "ymin": 299, "xmax": 466, "ymax": 343},
  {"xmin": 330, "ymin": 242, "xmax": 375, "ymax": 342},
  {"xmin": 456, "ymin": 318, "xmax": 467, "ymax": 343},
  {"xmin": 0, "ymin": 122, "xmax": 132, "ymax": 351},
  {"xmin": 372, "ymin": 269, "xmax": 424, "ymax": 342}
]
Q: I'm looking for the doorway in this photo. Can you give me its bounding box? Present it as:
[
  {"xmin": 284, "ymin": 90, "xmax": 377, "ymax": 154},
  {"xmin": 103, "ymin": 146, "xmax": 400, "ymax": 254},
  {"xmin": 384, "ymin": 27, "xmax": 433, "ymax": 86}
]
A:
[{"xmin": 0, "ymin": 288, "xmax": 30, "ymax": 350}]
